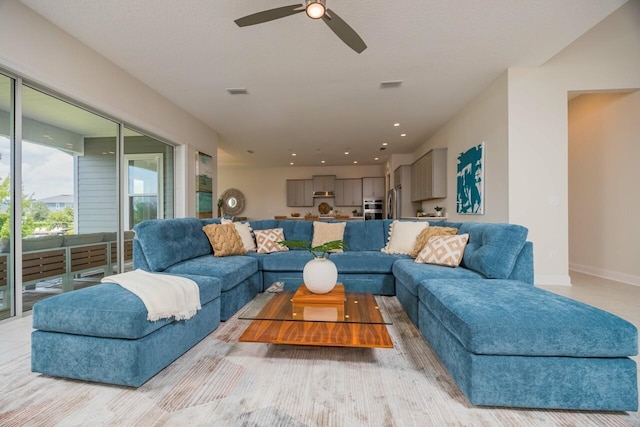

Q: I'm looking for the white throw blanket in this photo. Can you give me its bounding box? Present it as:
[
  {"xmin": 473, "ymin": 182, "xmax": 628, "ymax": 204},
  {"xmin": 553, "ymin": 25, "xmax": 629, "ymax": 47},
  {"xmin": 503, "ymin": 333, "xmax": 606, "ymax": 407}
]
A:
[{"xmin": 102, "ymin": 269, "xmax": 201, "ymax": 322}]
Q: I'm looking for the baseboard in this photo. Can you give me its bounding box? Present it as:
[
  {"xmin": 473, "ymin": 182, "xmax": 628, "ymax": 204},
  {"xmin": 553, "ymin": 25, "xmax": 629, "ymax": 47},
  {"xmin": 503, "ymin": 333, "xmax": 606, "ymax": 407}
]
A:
[
  {"xmin": 569, "ymin": 263, "xmax": 640, "ymax": 287},
  {"xmin": 535, "ymin": 274, "xmax": 572, "ymax": 286}
]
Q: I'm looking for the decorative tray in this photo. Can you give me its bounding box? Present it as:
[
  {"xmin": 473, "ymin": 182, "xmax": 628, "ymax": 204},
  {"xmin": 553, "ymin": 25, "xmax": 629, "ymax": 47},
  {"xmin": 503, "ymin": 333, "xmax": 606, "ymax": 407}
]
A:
[{"xmin": 318, "ymin": 202, "xmax": 331, "ymax": 215}]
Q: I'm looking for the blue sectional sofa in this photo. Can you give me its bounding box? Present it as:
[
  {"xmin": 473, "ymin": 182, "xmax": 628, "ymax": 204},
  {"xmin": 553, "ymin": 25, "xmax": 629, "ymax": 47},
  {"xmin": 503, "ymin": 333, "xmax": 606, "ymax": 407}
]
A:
[{"xmin": 30, "ymin": 218, "xmax": 638, "ymax": 411}]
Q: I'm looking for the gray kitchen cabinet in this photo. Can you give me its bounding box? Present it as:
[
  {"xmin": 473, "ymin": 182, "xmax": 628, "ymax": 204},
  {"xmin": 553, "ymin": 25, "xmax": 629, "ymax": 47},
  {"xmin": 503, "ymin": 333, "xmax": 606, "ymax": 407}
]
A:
[
  {"xmin": 411, "ymin": 148, "xmax": 447, "ymax": 201},
  {"xmin": 312, "ymin": 175, "xmax": 336, "ymax": 193},
  {"xmin": 286, "ymin": 179, "xmax": 313, "ymax": 207},
  {"xmin": 362, "ymin": 177, "xmax": 385, "ymax": 198},
  {"xmin": 335, "ymin": 178, "xmax": 362, "ymax": 206}
]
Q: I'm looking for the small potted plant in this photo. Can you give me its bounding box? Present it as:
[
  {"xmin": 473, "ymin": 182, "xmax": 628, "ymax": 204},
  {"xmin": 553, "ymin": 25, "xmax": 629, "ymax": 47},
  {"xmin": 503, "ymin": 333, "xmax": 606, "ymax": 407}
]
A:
[
  {"xmin": 352, "ymin": 209, "xmax": 358, "ymax": 217},
  {"xmin": 217, "ymin": 198, "xmax": 224, "ymax": 217},
  {"xmin": 434, "ymin": 206, "xmax": 444, "ymax": 217},
  {"xmin": 416, "ymin": 208, "xmax": 424, "ymax": 217},
  {"xmin": 278, "ymin": 239, "xmax": 347, "ymax": 294}
]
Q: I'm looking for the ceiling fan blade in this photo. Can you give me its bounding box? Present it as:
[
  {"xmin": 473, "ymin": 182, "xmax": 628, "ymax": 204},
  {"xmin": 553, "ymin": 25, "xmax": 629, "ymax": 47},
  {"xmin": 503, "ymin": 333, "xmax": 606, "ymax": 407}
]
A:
[
  {"xmin": 322, "ymin": 9, "xmax": 367, "ymax": 53},
  {"xmin": 235, "ymin": 4, "xmax": 305, "ymax": 27}
]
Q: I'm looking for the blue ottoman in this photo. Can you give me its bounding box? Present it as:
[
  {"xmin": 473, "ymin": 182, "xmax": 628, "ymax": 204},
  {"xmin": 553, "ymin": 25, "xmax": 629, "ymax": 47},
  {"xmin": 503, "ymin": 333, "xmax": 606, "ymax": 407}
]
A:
[
  {"xmin": 31, "ymin": 274, "xmax": 222, "ymax": 387},
  {"xmin": 417, "ymin": 279, "xmax": 638, "ymax": 411}
]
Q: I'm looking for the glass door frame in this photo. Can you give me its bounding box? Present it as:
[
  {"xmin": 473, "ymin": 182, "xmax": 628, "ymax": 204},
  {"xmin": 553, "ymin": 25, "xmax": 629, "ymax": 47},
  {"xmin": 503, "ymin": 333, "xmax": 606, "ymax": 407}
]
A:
[{"xmin": 123, "ymin": 153, "xmax": 164, "ymax": 230}]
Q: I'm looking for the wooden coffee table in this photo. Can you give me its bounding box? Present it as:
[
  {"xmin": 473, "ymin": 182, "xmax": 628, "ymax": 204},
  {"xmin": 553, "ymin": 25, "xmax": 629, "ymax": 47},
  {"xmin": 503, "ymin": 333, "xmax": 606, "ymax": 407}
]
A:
[{"xmin": 238, "ymin": 285, "xmax": 393, "ymax": 348}]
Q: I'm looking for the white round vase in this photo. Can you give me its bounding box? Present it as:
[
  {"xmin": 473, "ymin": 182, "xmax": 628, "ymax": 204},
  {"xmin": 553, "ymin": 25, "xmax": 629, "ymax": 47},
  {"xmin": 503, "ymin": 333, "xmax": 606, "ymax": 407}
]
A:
[{"xmin": 303, "ymin": 257, "xmax": 338, "ymax": 294}]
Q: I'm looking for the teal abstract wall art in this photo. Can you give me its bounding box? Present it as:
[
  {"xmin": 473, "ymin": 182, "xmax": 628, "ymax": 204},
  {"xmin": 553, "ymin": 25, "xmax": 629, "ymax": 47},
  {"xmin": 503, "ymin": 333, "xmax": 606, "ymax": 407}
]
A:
[{"xmin": 456, "ymin": 142, "xmax": 484, "ymax": 214}]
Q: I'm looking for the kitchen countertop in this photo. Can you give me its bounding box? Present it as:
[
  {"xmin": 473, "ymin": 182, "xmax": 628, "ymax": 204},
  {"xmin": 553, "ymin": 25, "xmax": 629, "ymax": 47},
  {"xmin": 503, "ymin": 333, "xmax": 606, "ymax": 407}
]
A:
[{"xmin": 401, "ymin": 216, "xmax": 448, "ymax": 221}]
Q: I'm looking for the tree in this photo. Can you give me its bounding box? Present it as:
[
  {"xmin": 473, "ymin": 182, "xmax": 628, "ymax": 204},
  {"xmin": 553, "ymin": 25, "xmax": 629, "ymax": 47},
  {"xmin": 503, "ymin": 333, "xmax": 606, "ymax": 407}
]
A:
[
  {"xmin": 0, "ymin": 176, "xmax": 49, "ymax": 238},
  {"xmin": 30, "ymin": 201, "xmax": 50, "ymax": 222}
]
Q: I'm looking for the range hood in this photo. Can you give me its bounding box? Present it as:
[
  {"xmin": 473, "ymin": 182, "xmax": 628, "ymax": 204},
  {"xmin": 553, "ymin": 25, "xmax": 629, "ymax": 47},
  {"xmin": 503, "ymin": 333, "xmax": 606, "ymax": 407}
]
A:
[{"xmin": 313, "ymin": 191, "xmax": 334, "ymax": 198}]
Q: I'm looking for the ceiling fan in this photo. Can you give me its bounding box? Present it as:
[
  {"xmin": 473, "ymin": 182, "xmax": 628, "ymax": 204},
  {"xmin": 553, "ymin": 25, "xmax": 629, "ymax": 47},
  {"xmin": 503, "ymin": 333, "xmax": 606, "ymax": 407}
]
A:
[{"xmin": 234, "ymin": 0, "xmax": 367, "ymax": 54}]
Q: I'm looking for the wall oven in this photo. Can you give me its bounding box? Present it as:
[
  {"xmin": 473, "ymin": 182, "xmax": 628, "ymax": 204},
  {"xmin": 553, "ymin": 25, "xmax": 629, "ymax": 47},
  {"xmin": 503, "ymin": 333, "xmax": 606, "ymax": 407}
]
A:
[{"xmin": 363, "ymin": 198, "xmax": 383, "ymax": 220}]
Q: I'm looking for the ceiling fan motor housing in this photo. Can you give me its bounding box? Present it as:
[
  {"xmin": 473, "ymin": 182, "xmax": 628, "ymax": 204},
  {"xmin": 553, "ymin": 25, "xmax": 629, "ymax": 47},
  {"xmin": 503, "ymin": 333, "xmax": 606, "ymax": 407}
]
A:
[{"xmin": 305, "ymin": 0, "xmax": 326, "ymax": 19}]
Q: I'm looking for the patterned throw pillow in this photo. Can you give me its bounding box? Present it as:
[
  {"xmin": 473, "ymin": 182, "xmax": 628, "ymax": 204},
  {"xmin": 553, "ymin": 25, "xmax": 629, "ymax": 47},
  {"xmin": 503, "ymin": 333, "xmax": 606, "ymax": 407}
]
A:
[
  {"xmin": 311, "ymin": 221, "xmax": 346, "ymax": 253},
  {"xmin": 410, "ymin": 226, "xmax": 459, "ymax": 258},
  {"xmin": 415, "ymin": 234, "xmax": 470, "ymax": 267},
  {"xmin": 202, "ymin": 224, "xmax": 247, "ymax": 257},
  {"xmin": 255, "ymin": 228, "xmax": 289, "ymax": 254},
  {"xmin": 381, "ymin": 220, "xmax": 429, "ymax": 255}
]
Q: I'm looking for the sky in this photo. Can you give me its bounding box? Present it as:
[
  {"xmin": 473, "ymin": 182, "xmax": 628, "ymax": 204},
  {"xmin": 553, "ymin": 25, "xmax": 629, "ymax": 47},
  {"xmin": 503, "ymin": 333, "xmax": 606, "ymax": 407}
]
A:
[{"xmin": 0, "ymin": 137, "xmax": 74, "ymax": 200}]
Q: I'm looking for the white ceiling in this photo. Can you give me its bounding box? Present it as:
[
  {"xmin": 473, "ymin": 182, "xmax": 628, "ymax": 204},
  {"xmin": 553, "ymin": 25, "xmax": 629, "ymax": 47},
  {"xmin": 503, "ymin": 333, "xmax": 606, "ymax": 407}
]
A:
[{"xmin": 20, "ymin": 0, "xmax": 627, "ymax": 167}]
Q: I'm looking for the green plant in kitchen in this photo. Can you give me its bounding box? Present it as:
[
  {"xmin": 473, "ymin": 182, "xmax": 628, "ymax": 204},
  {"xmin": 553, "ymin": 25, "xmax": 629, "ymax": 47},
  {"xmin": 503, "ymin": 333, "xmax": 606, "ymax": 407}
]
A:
[
  {"xmin": 434, "ymin": 206, "xmax": 444, "ymax": 217},
  {"xmin": 352, "ymin": 209, "xmax": 358, "ymax": 216},
  {"xmin": 416, "ymin": 208, "xmax": 424, "ymax": 217}
]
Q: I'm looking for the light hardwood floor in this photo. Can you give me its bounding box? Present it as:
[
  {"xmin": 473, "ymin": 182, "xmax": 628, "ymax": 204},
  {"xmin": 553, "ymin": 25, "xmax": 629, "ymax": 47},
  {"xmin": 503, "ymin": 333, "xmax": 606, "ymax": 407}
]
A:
[{"xmin": 0, "ymin": 271, "xmax": 638, "ymax": 413}]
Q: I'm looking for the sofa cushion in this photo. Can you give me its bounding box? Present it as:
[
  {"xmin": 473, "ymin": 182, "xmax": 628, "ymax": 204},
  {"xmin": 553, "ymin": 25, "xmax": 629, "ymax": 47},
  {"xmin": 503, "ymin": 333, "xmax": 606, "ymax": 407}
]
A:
[
  {"xmin": 278, "ymin": 220, "xmax": 314, "ymax": 243},
  {"xmin": 62, "ymin": 233, "xmax": 106, "ymax": 247},
  {"xmin": 343, "ymin": 220, "xmax": 387, "ymax": 251},
  {"xmin": 418, "ymin": 279, "xmax": 638, "ymax": 357},
  {"xmin": 248, "ymin": 219, "xmax": 278, "ymax": 231},
  {"xmin": 165, "ymin": 255, "xmax": 258, "ymax": 292},
  {"xmin": 393, "ymin": 258, "xmax": 483, "ymax": 297},
  {"xmin": 328, "ymin": 251, "xmax": 406, "ymax": 274},
  {"xmin": 262, "ymin": 250, "xmax": 315, "ymax": 271},
  {"xmin": 134, "ymin": 218, "xmax": 212, "ymax": 271},
  {"xmin": 22, "ymin": 235, "xmax": 64, "ymax": 252},
  {"xmin": 32, "ymin": 274, "xmax": 222, "ymax": 339},
  {"xmin": 458, "ymin": 222, "xmax": 528, "ymax": 279}
]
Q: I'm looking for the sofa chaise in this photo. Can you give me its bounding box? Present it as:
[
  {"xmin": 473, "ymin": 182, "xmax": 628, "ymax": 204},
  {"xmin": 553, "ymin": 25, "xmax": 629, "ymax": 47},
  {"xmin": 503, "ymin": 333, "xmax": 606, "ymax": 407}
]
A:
[{"xmin": 30, "ymin": 218, "xmax": 637, "ymax": 411}]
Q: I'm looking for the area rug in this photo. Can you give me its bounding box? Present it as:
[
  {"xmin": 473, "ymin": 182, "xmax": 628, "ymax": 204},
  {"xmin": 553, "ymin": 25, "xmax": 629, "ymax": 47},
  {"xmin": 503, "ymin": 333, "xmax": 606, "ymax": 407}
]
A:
[{"xmin": 0, "ymin": 297, "xmax": 637, "ymax": 426}]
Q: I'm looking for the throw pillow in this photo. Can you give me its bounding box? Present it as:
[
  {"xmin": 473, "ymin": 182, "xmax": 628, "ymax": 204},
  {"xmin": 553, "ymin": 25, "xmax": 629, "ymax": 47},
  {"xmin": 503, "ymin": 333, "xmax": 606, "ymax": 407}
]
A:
[
  {"xmin": 415, "ymin": 234, "xmax": 470, "ymax": 267},
  {"xmin": 222, "ymin": 219, "xmax": 257, "ymax": 252},
  {"xmin": 311, "ymin": 221, "xmax": 346, "ymax": 253},
  {"xmin": 410, "ymin": 226, "xmax": 459, "ymax": 258},
  {"xmin": 255, "ymin": 228, "xmax": 289, "ymax": 254},
  {"xmin": 202, "ymin": 223, "xmax": 247, "ymax": 257},
  {"xmin": 381, "ymin": 220, "xmax": 429, "ymax": 255}
]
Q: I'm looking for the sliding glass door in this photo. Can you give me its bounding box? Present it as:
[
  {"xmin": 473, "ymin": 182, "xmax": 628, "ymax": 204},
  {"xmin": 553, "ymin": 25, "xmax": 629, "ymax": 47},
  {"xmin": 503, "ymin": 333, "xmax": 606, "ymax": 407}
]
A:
[
  {"xmin": 0, "ymin": 74, "xmax": 14, "ymax": 320},
  {"xmin": 0, "ymin": 73, "xmax": 177, "ymax": 321}
]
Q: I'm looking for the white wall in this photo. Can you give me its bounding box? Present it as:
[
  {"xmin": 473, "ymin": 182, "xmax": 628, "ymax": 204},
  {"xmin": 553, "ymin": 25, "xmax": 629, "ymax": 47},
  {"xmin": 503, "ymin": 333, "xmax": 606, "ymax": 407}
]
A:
[
  {"xmin": 0, "ymin": 0, "xmax": 219, "ymax": 216},
  {"xmin": 408, "ymin": 1, "xmax": 640, "ymax": 285},
  {"xmin": 568, "ymin": 91, "xmax": 640, "ymax": 286},
  {"xmin": 411, "ymin": 71, "xmax": 509, "ymax": 222},
  {"xmin": 507, "ymin": 0, "xmax": 640, "ymax": 285},
  {"xmin": 218, "ymin": 164, "xmax": 384, "ymax": 220}
]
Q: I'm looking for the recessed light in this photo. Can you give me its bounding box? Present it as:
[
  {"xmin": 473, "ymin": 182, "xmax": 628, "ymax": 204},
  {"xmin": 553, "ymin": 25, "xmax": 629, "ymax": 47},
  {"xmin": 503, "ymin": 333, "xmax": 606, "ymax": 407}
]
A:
[
  {"xmin": 353, "ymin": 161, "xmax": 358, "ymax": 164},
  {"xmin": 292, "ymin": 153, "xmax": 296, "ymax": 156},
  {"xmin": 344, "ymin": 151, "xmax": 349, "ymax": 155},
  {"xmin": 290, "ymin": 162, "xmax": 294, "ymax": 165},
  {"xmin": 374, "ymin": 157, "xmax": 379, "ymax": 161},
  {"xmin": 394, "ymin": 123, "xmax": 400, "ymax": 127},
  {"xmin": 382, "ymin": 142, "xmax": 388, "ymax": 146},
  {"xmin": 401, "ymin": 133, "xmax": 406, "ymax": 137},
  {"xmin": 321, "ymin": 160, "xmax": 326, "ymax": 164}
]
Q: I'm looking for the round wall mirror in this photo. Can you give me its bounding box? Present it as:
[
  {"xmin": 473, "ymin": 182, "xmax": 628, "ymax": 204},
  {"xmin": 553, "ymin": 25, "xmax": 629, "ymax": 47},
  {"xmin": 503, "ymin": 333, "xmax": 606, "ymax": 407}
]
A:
[{"xmin": 221, "ymin": 188, "xmax": 245, "ymax": 216}]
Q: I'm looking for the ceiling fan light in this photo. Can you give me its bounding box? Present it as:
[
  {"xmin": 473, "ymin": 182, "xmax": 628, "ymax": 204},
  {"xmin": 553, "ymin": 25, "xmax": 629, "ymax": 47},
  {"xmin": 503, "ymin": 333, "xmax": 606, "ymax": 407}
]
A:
[{"xmin": 305, "ymin": 0, "xmax": 326, "ymax": 19}]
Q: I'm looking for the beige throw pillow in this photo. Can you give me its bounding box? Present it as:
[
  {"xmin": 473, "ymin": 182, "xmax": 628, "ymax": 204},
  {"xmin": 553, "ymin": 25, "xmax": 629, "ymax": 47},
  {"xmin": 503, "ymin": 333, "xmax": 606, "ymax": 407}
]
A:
[
  {"xmin": 415, "ymin": 234, "xmax": 470, "ymax": 267},
  {"xmin": 381, "ymin": 220, "xmax": 429, "ymax": 255},
  {"xmin": 410, "ymin": 226, "xmax": 459, "ymax": 258},
  {"xmin": 311, "ymin": 221, "xmax": 346, "ymax": 253},
  {"xmin": 202, "ymin": 223, "xmax": 247, "ymax": 257},
  {"xmin": 222, "ymin": 219, "xmax": 257, "ymax": 252},
  {"xmin": 255, "ymin": 228, "xmax": 289, "ymax": 254}
]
